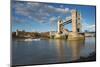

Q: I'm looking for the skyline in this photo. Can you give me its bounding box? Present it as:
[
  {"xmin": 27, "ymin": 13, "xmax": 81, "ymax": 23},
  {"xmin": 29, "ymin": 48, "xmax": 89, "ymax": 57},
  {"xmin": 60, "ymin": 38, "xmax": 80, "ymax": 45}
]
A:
[{"xmin": 12, "ymin": 1, "xmax": 96, "ymax": 32}]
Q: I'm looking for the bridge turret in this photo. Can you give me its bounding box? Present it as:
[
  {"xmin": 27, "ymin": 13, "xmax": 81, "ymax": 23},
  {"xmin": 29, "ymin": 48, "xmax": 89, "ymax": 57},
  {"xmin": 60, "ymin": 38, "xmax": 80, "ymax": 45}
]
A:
[
  {"xmin": 71, "ymin": 9, "xmax": 77, "ymax": 33},
  {"xmin": 76, "ymin": 12, "xmax": 82, "ymax": 32},
  {"xmin": 57, "ymin": 17, "xmax": 63, "ymax": 34}
]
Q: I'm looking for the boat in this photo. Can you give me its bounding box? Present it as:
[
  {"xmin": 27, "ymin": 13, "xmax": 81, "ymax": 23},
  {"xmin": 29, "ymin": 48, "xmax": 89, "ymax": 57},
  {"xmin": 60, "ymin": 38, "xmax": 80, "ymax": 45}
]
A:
[{"xmin": 24, "ymin": 38, "xmax": 41, "ymax": 41}]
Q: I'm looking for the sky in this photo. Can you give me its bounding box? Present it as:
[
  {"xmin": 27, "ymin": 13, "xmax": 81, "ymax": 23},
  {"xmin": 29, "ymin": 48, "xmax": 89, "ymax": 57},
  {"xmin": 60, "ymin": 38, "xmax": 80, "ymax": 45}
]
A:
[{"xmin": 12, "ymin": 1, "xmax": 96, "ymax": 32}]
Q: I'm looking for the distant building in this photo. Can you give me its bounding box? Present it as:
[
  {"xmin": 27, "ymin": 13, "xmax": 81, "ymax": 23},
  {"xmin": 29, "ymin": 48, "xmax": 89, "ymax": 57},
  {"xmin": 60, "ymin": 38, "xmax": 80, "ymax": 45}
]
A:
[
  {"xmin": 16, "ymin": 29, "xmax": 18, "ymax": 36},
  {"xmin": 16, "ymin": 29, "xmax": 25, "ymax": 37},
  {"xmin": 15, "ymin": 29, "xmax": 36, "ymax": 38},
  {"xmin": 85, "ymin": 32, "xmax": 95, "ymax": 37}
]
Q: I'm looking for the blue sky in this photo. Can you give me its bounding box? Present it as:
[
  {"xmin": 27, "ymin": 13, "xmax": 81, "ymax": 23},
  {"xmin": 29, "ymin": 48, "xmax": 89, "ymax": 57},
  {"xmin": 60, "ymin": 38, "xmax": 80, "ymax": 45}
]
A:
[{"xmin": 12, "ymin": 1, "xmax": 96, "ymax": 32}]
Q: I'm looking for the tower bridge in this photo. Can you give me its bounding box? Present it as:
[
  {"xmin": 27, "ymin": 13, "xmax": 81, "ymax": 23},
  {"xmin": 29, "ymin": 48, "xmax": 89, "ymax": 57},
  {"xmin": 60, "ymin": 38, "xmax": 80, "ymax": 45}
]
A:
[{"xmin": 50, "ymin": 9, "xmax": 84, "ymax": 40}]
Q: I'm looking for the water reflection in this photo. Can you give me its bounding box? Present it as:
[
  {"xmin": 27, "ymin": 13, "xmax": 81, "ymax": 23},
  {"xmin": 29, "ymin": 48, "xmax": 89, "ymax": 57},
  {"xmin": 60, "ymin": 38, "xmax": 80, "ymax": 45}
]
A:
[
  {"xmin": 12, "ymin": 37, "xmax": 95, "ymax": 65},
  {"xmin": 54, "ymin": 39, "xmax": 85, "ymax": 62},
  {"xmin": 55, "ymin": 39, "xmax": 65, "ymax": 62},
  {"xmin": 67, "ymin": 40, "xmax": 85, "ymax": 60}
]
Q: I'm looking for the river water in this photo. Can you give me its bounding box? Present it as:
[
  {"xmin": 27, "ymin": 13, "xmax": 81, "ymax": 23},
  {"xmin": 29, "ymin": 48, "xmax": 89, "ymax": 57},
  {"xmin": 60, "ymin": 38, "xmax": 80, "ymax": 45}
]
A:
[{"xmin": 12, "ymin": 37, "xmax": 96, "ymax": 65}]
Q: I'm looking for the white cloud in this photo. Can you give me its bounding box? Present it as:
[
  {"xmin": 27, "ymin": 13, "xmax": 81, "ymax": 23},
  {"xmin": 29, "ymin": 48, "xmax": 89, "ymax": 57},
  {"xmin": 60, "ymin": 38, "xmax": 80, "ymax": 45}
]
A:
[
  {"xmin": 50, "ymin": 17, "xmax": 57, "ymax": 23},
  {"xmin": 12, "ymin": 1, "xmax": 69, "ymax": 24},
  {"xmin": 82, "ymin": 22, "xmax": 95, "ymax": 32}
]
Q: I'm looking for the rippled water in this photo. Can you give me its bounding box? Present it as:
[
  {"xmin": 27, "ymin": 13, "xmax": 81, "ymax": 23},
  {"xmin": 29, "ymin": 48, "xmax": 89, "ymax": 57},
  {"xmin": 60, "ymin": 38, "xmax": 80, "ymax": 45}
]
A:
[{"xmin": 12, "ymin": 37, "xmax": 95, "ymax": 65}]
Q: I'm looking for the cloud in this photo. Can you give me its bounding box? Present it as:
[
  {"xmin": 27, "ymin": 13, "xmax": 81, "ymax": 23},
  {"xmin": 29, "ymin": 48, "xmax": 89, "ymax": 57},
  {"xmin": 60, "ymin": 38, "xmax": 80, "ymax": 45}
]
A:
[
  {"xmin": 12, "ymin": 1, "xmax": 69, "ymax": 24},
  {"xmin": 50, "ymin": 17, "xmax": 57, "ymax": 23},
  {"xmin": 82, "ymin": 22, "xmax": 95, "ymax": 32},
  {"xmin": 47, "ymin": 5, "xmax": 69, "ymax": 14},
  {"xmin": 87, "ymin": 24, "xmax": 95, "ymax": 32}
]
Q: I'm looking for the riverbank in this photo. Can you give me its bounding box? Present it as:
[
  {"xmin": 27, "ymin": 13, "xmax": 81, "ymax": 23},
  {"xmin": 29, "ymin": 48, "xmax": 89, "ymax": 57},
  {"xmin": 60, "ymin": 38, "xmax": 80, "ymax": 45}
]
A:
[
  {"xmin": 12, "ymin": 31, "xmax": 95, "ymax": 40},
  {"xmin": 75, "ymin": 52, "xmax": 96, "ymax": 62}
]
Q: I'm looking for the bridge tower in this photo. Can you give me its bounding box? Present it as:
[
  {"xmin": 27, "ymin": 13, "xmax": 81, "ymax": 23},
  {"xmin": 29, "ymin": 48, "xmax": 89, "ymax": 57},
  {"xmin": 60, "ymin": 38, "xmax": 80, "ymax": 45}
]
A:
[
  {"xmin": 71, "ymin": 9, "xmax": 82, "ymax": 33},
  {"xmin": 57, "ymin": 17, "xmax": 63, "ymax": 34},
  {"xmin": 77, "ymin": 12, "xmax": 82, "ymax": 32},
  {"xmin": 71, "ymin": 9, "xmax": 77, "ymax": 33}
]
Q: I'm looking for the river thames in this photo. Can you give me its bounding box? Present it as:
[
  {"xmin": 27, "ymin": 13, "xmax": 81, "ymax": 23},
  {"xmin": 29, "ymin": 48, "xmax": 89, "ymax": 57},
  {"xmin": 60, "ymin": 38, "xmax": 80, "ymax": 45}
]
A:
[{"xmin": 12, "ymin": 37, "xmax": 96, "ymax": 66}]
